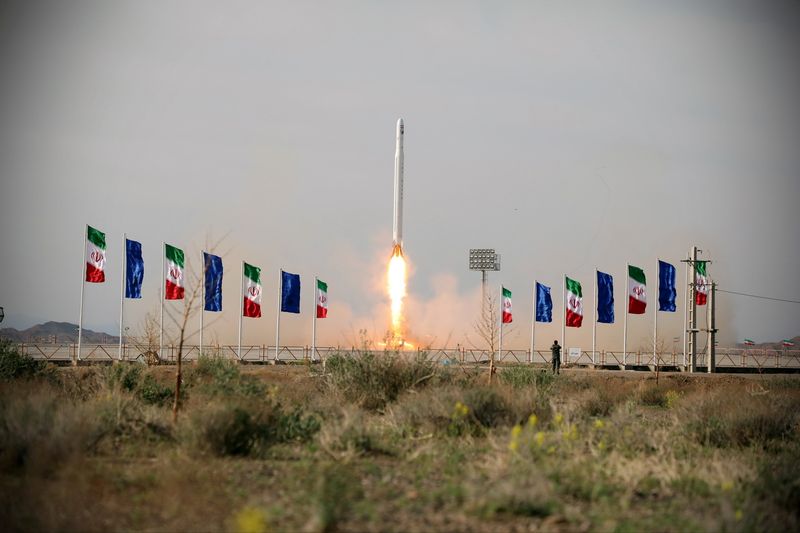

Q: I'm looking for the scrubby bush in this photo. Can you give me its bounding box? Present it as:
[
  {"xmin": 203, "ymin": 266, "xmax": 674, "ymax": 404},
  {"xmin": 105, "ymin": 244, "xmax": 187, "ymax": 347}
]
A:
[
  {"xmin": 137, "ymin": 374, "xmax": 174, "ymax": 406},
  {"xmin": 105, "ymin": 363, "xmax": 142, "ymax": 392},
  {"xmin": 324, "ymin": 351, "xmax": 436, "ymax": 410},
  {"xmin": 499, "ymin": 366, "xmax": 555, "ymax": 390},
  {"xmin": 182, "ymin": 400, "xmax": 319, "ymax": 456},
  {"xmin": 462, "ymin": 387, "xmax": 512, "ymax": 430},
  {"xmin": 186, "ymin": 356, "xmax": 266, "ymax": 397},
  {"xmin": 0, "ymin": 339, "xmax": 51, "ymax": 381}
]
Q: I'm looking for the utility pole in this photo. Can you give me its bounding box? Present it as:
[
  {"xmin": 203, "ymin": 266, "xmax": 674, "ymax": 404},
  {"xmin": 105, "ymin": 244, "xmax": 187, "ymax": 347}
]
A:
[
  {"xmin": 684, "ymin": 246, "xmax": 700, "ymax": 373},
  {"xmin": 706, "ymin": 281, "xmax": 717, "ymax": 373}
]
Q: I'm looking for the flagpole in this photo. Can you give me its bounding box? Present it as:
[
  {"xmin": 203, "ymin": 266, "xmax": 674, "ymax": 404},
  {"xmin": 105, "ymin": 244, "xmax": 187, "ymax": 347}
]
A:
[
  {"xmin": 682, "ymin": 254, "xmax": 689, "ymax": 369},
  {"xmin": 654, "ymin": 260, "xmax": 659, "ymax": 366},
  {"xmin": 498, "ymin": 285, "xmax": 503, "ymax": 364},
  {"xmin": 77, "ymin": 224, "xmax": 87, "ymax": 366},
  {"xmin": 529, "ymin": 282, "xmax": 535, "ymax": 364},
  {"xmin": 238, "ymin": 261, "xmax": 243, "ymax": 360},
  {"xmin": 592, "ymin": 269, "xmax": 597, "ymax": 367},
  {"xmin": 160, "ymin": 242, "xmax": 164, "ymax": 360},
  {"xmin": 200, "ymin": 251, "xmax": 204, "ymax": 357},
  {"xmin": 275, "ymin": 269, "xmax": 283, "ymax": 364},
  {"xmin": 312, "ymin": 277, "xmax": 317, "ymax": 363},
  {"xmin": 119, "ymin": 233, "xmax": 126, "ymax": 361},
  {"xmin": 561, "ymin": 274, "xmax": 565, "ymax": 353},
  {"xmin": 623, "ymin": 263, "xmax": 629, "ymax": 369}
]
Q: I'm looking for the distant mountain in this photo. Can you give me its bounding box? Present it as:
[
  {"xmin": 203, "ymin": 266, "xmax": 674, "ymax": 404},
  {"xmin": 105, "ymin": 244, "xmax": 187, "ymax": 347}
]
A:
[
  {"xmin": 0, "ymin": 321, "xmax": 119, "ymax": 344},
  {"xmin": 735, "ymin": 335, "xmax": 799, "ymax": 350}
]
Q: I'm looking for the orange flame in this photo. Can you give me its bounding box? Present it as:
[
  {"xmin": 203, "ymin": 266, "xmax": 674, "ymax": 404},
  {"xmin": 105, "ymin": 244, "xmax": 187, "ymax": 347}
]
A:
[{"xmin": 387, "ymin": 245, "xmax": 407, "ymax": 345}]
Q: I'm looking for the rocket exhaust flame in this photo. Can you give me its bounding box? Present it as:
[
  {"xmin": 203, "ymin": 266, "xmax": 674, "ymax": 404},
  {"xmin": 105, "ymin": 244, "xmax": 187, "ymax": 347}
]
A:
[{"xmin": 388, "ymin": 245, "xmax": 407, "ymax": 341}]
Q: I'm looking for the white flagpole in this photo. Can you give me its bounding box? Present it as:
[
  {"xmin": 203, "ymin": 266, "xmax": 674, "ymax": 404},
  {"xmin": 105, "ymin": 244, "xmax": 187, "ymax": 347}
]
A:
[
  {"xmin": 529, "ymin": 282, "xmax": 535, "ymax": 364},
  {"xmin": 682, "ymin": 255, "xmax": 689, "ymax": 368},
  {"xmin": 159, "ymin": 242, "xmax": 164, "ymax": 360},
  {"xmin": 77, "ymin": 225, "xmax": 87, "ymax": 365},
  {"xmin": 275, "ymin": 269, "xmax": 282, "ymax": 364},
  {"xmin": 592, "ymin": 269, "xmax": 597, "ymax": 366},
  {"xmin": 623, "ymin": 263, "xmax": 629, "ymax": 369},
  {"xmin": 119, "ymin": 233, "xmax": 126, "ymax": 361},
  {"xmin": 200, "ymin": 252, "xmax": 204, "ymax": 357},
  {"xmin": 561, "ymin": 274, "xmax": 566, "ymax": 352},
  {"xmin": 238, "ymin": 261, "xmax": 244, "ymax": 360},
  {"xmin": 498, "ymin": 285, "xmax": 503, "ymax": 362},
  {"xmin": 312, "ymin": 277, "xmax": 317, "ymax": 363},
  {"xmin": 654, "ymin": 260, "xmax": 659, "ymax": 364}
]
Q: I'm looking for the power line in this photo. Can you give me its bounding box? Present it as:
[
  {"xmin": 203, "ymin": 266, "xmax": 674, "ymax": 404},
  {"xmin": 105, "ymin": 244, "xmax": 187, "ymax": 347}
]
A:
[{"xmin": 717, "ymin": 288, "xmax": 800, "ymax": 304}]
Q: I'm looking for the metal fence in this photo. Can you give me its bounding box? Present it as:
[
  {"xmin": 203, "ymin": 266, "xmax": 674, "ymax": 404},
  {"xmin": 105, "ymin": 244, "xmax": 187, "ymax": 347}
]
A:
[{"xmin": 15, "ymin": 343, "xmax": 800, "ymax": 370}]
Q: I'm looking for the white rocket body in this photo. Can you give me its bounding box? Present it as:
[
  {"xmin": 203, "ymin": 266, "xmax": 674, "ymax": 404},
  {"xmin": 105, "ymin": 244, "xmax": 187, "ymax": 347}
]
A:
[{"xmin": 392, "ymin": 118, "xmax": 404, "ymax": 255}]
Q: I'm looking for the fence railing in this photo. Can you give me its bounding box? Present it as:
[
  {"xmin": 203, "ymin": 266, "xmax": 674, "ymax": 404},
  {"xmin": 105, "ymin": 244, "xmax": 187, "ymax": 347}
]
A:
[{"xmin": 14, "ymin": 343, "xmax": 800, "ymax": 370}]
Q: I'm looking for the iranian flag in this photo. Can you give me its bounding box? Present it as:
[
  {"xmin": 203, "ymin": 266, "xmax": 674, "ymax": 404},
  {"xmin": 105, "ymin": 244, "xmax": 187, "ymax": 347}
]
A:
[
  {"xmin": 501, "ymin": 287, "xmax": 512, "ymax": 323},
  {"xmin": 744, "ymin": 338, "xmax": 755, "ymax": 346},
  {"xmin": 242, "ymin": 262, "xmax": 262, "ymax": 318},
  {"xmin": 695, "ymin": 261, "xmax": 708, "ymax": 305},
  {"xmin": 565, "ymin": 277, "xmax": 583, "ymax": 327},
  {"xmin": 783, "ymin": 339, "xmax": 795, "ymax": 347},
  {"xmin": 164, "ymin": 244, "xmax": 185, "ymax": 300},
  {"xmin": 627, "ymin": 265, "xmax": 647, "ymax": 314},
  {"xmin": 85, "ymin": 226, "xmax": 106, "ymax": 283},
  {"xmin": 316, "ymin": 279, "xmax": 328, "ymax": 318}
]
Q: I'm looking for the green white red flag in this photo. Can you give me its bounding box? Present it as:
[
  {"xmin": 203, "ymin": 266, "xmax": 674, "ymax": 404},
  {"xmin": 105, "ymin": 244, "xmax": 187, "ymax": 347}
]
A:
[
  {"xmin": 783, "ymin": 339, "xmax": 795, "ymax": 347},
  {"xmin": 501, "ymin": 287, "xmax": 512, "ymax": 323},
  {"xmin": 744, "ymin": 338, "xmax": 755, "ymax": 346},
  {"xmin": 242, "ymin": 262, "xmax": 262, "ymax": 318},
  {"xmin": 565, "ymin": 277, "xmax": 583, "ymax": 327},
  {"xmin": 695, "ymin": 261, "xmax": 708, "ymax": 305},
  {"xmin": 316, "ymin": 279, "xmax": 328, "ymax": 318},
  {"xmin": 627, "ymin": 265, "xmax": 646, "ymax": 314},
  {"xmin": 164, "ymin": 244, "xmax": 185, "ymax": 300},
  {"xmin": 85, "ymin": 226, "xmax": 106, "ymax": 283}
]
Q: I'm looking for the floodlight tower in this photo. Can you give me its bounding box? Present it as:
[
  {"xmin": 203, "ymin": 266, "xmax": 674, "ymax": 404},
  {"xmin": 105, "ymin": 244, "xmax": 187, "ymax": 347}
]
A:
[{"xmin": 469, "ymin": 249, "xmax": 501, "ymax": 307}]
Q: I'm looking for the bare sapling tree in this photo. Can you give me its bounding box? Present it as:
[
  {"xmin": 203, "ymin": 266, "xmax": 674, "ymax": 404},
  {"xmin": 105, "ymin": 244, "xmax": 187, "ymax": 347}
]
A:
[
  {"xmin": 132, "ymin": 309, "xmax": 161, "ymax": 365},
  {"xmin": 470, "ymin": 291, "xmax": 499, "ymax": 383},
  {"xmin": 163, "ymin": 233, "xmax": 229, "ymax": 424}
]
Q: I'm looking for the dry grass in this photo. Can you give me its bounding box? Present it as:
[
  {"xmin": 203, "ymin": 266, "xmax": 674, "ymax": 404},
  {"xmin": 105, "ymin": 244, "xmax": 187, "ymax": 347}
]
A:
[{"xmin": 1, "ymin": 347, "xmax": 799, "ymax": 531}]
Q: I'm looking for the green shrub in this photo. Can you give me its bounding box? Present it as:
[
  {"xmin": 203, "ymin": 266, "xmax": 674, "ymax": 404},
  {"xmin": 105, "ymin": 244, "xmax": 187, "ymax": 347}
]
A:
[
  {"xmin": 137, "ymin": 374, "xmax": 174, "ymax": 406},
  {"xmin": 637, "ymin": 383, "xmax": 669, "ymax": 407},
  {"xmin": 0, "ymin": 340, "xmax": 50, "ymax": 381},
  {"xmin": 463, "ymin": 387, "xmax": 512, "ymax": 429},
  {"xmin": 324, "ymin": 351, "xmax": 436, "ymax": 410},
  {"xmin": 106, "ymin": 363, "xmax": 142, "ymax": 392},
  {"xmin": 499, "ymin": 366, "xmax": 555, "ymax": 390},
  {"xmin": 687, "ymin": 396, "xmax": 797, "ymax": 448},
  {"xmin": 183, "ymin": 401, "xmax": 319, "ymax": 457},
  {"xmin": 186, "ymin": 356, "xmax": 265, "ymax": 397}
]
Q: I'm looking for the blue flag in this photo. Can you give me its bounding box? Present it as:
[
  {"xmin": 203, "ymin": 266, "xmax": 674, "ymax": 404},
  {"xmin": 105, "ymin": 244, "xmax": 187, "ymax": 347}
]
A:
[
  {"xmin": 535, "ymin": 282, "xmax": 552, "ymax": 322},
  {"xmin": 203, "ymin": 252, "xmax": 223, "ymax": 312},
  {"xmin": 281, "ymin": 271, "xmax": 301, "ymax": 313},
  {"xmin": 597, "ymin": 271, "xmax": 614, "ymax": 323},
  {"xmin": 658, "ymin": 260, "xmax": 677, "ymax": 312},
  {"xmin": 125, "ymin": 238, "xmax": 144, "ymax": 299}
]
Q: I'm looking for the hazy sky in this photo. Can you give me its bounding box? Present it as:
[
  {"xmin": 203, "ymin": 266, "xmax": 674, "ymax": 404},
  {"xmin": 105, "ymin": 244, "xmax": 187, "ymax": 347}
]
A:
[{"xmin": 1, "ymin": 1, "xmax": 798, "ymax": 349}]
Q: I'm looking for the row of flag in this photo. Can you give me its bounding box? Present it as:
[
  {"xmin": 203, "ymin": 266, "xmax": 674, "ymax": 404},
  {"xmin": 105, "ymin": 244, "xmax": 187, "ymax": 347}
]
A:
[
  {"xmin": 500, "ymin": 261, "xmax": 706, "ymax": 326},
  {"xmin": 744, "ymin": 338, "xmax": 796, "ymax": 347},
  {"xmin": 84, "ymin": 226, "xmax": 329, "ymax": 318}
]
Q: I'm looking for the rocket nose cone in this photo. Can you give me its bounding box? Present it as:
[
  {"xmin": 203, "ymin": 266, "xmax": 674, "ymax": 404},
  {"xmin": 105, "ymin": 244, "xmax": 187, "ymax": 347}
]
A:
[{"xmin": 397, "ymin": 118, "xmax": 404, "ymax": 134}]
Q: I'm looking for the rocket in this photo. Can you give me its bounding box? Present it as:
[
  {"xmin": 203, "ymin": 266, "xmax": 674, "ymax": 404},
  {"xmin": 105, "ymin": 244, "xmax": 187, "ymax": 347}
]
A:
[{"xmin": 392, "ymin": 118, "xmax": 404, "ymax": 257}]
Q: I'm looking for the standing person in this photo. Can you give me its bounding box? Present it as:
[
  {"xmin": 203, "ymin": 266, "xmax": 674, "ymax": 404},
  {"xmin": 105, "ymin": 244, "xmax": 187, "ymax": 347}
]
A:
[{"xmin": 551, "ymin": 340, "xmax": 561, "ymax": 375}]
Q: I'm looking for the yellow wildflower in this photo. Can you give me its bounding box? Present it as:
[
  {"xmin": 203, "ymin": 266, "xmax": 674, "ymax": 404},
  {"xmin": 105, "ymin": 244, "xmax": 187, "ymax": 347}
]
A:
[
  {"xmin": 735, "ymin": 509, "xmax": 743, "ymax": 522},
  {"xmin": 234, "ymin": 506, "xmax": 268, "ymax": 533},
  {"xmin": 721, "ymin": 481, "xmax": 733, "ymax": 492},
  {"xmin": 534, "ymin": 431, "xmax": 545, "ymax": 447},
  {"xmin": 554, "ymin": 413, "xmax": 564, "ymax": 425},
  {"xmin": 528, "ymin": 414, "xmax": 538, "ymax": 427},
  {"xmin": 547, "ymin": 445, "xmax": 556, "ymax": 454},
  {"xmin": 594, "ymin": 419, "xmax": 604, "ymax": 429},
  {"xmin": 598, "ymin": 440, "xmax": 606, "ymax": 451}
]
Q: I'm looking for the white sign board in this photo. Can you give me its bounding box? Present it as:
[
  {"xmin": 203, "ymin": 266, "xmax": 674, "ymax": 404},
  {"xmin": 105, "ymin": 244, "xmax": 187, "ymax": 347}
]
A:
[{"xmin": 568, "ymin": 347, "xmax": 581, "ymax": 359}]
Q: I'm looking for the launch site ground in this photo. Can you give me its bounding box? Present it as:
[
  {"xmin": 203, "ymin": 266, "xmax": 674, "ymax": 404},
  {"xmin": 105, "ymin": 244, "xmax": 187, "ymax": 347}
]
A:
[{"xmin": 2, "ymin": 350, "xmax": 798, "ymax": 532}]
